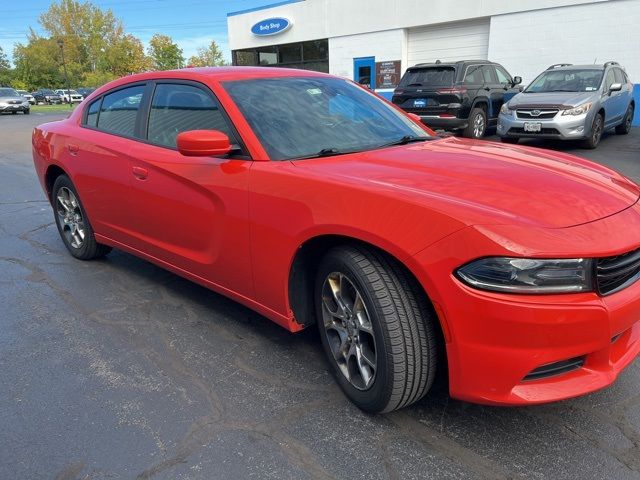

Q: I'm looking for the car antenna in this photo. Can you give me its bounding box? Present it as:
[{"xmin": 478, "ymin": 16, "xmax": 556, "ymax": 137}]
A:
[{"xmin": 593, "ymin": 57, "xmax": 597, "ymax": 64}]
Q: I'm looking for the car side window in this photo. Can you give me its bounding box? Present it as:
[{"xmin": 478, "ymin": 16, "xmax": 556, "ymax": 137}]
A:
[
  {"xmin": 85, "ymin": 99, "xmax": 100, "ymax": 127},
  {"xmin": 603, "ymin": 69, "xmax": 616, "ymax": 91},
  {"xmin": 613, "ymin": 68, "xmax": 625, "ymax": 84},
  {"xmin": 495, "ymin": 66, "xmax": 511, "ymax": 84},
  {"xmin": 481, "ymin": 65, "xmax": 496, "ymax": 84},
  {"xmin": 96, "ymin": 85, "xmax": 144, "ymax": 136},
  {"xmin": 463, "ymin": 65, "xmax": 484, "ymax": 84},
  {"xmin": 147, "ymin": 83, "xmax": 237, "ymax": 149}
]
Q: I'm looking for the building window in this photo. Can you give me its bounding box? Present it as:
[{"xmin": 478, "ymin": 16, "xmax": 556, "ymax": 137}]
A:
[{"xmin": 232, "ymin": 39, "xmax": 329, "ymax": 73}]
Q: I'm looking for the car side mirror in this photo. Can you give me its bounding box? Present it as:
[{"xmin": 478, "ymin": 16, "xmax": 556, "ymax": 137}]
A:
[
  {"xmin": 176, "ymin": 130, "xmax": 232, "ymax": 157},
  {"xmin": 512, "ymin": 76, "xmax": 522, "ymax": 86},
  {"xmin": 609, "ymin": 83, "xmax": 622, "ymax": 93}
]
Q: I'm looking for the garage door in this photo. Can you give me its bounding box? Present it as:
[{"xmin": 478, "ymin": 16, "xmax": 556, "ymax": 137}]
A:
[{"xmin": 407, "ymin": 19, "xmax": 490, "ymax": 67}]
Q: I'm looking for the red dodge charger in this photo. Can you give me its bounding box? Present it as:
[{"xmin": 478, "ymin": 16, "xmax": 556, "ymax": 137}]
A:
[{"xmin": 32, "ymin": 67, "xmax": 640, "ymax": 413}]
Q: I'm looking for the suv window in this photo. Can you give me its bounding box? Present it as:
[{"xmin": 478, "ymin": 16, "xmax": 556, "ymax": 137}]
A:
[
  {"xmin": 97, "ymin": 85, "xmax": 144, "ymax": 136},
  {"xmin": 481, "ymin": 65, "xmax": 495, "ymax": 83},
  {"xmin": 399, "ymin": 67, "xmax": 455, "ymax": 87},
  {"xmin": 147, "ymin": 83, "xmax": 236, "ymax": 149},
  {"xmin": 603, "ymin": 69, "xmax": 616, "ymax": 91},
  {"xmin": 495, "ymin": 66, "xmax": 511, "ymax": 84},
  {"xmin": 613, "ymin": 68, "xmax": 625, "ymax": 84},
  {"xmin": 85, "ymin": 98, "xmax": 100, "ymax": 127},
  {"xmin": 463, "ymin": 65, "xmax": 485, "ymax": 84}
]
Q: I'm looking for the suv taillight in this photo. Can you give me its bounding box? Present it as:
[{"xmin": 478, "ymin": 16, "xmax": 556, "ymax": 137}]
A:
[{"xmin": 436, "ymin": 87, "xmax": 467, "ymax": 94}]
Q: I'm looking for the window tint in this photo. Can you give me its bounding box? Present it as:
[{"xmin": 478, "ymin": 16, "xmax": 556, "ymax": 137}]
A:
[
  {"xmin": 463, "ymin": 65, "xmax": 486, "ymax": 84},
  {"xmin": 400, "ymin": 67, "xmax": 455, "ymax": 86},
  {"xmin": 147, "ymin": 83, "xmax": 236, "ymax": 148},
  {"xmin": 97, "ymin": 85, "xmax": 144, "ymax": 136},
  {"xmin": 495, "ymin": 66, "xmax": 511, "ymax": 84},
  {"xmin": 85, "ymin": 99, "xmax": 100, "ymax": 127}
]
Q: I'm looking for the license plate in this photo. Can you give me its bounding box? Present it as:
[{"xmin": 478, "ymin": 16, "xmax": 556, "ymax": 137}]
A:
[
  {"xmin": 524, "ymin": 122, "xmax": 542, "ymax": 132},
  {"xmin": 413, "ymin": 99, "xmax": 427, "ymax": 108}
]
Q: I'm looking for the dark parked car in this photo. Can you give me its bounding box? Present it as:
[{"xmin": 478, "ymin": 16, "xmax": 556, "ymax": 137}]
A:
[
  {"xmin": 76, "ymin": 87, "xmax": 96, "ymax": 98},
  {"xmin": 32, "ymin": 89, "xmax": 63, "ymax": 105},
  {"xmin": 392, "ymin": 60, "xmax": 522, "ymax": 138}
]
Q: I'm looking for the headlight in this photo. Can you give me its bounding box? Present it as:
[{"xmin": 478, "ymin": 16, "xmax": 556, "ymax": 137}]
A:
[
  {"xmin": 500, "ymin": 103, "xmax": 510, "ymax": 115},
  {"xmin": 456, "ymin": 257, "xmax": 594, "ymax": 294},
  {"xmin": 562, "ymin": 103, "xmax": 592, "ymax": 116}
]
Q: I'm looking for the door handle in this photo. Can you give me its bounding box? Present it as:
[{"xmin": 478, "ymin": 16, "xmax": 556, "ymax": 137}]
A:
[
  {"xmin": 483, "ymin": 86, "xmax": 491, "ymax": 91},
  {"xmin": 132, "ymin": 166, "xmax": 148, "ymax": 180},
  {"xmin": 68, "ymin": 144, "xmax": 79, "ymax": 155}
]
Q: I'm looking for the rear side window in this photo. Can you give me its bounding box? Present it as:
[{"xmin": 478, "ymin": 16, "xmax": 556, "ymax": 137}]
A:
[
  {"xmin": 463, "ymin": 65, "xmax": 485, "ymax": 84},
  {"xmin": 400, "ymin": 67, "xmax": 455, "ymax": 87},
  {"xmin": 85, "ymin": 99, "xmax": 100, "ymax": 127},
  {"xmin": 97, "ymin": 85, "xmax": 145, "ymax": 137},
  {"xmin": 147, "ymin": 83, "xmax": 236, "ymax": 148}
]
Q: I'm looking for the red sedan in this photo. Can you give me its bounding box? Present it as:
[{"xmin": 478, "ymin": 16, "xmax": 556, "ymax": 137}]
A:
[{"xmin": 32, "ymin": 67, "xmax": 640, "ymax": 413}]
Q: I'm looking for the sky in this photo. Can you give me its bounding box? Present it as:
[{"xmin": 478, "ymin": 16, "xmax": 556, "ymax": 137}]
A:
[{"xmin": 0, "ymin": 0, "xmax": 278, "ymax": 64}]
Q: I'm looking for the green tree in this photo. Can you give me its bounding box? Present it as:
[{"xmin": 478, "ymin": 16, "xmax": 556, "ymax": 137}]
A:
[
  {"xmin": 0, "ymin": 46, "xmax": 12, "ymax": 86},
  {"xmin": 13, "ymin": 36, "xmax": 63, "ymax": 90},
  {"xmin": 0, "ymin": 46, "xmax": 10, "ymax": 70},
  {"xmin": 148, "ymin": 34, "xmax": 184, "ymax": 70},
  {"xmin": 187, "ymin": 40, "xmax": 226, "ymax": 67}
]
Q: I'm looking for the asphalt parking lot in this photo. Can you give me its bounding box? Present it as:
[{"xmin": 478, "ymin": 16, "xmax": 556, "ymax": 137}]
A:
[{"xmin": 1, "ymin": 111, "xmax": 639, "ymax": 480}]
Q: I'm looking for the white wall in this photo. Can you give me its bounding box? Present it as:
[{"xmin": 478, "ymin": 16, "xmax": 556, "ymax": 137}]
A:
[
  {"xmin": 329, "ymin": 29, "xmax": 405, "ymax": 81},
  {"xmin": 228, "ymin": 0, "xmax": 612, "ymax": 50},
  {"xmin": 488, "ymin": 0, "xmax": 640, "ymax": 83}
]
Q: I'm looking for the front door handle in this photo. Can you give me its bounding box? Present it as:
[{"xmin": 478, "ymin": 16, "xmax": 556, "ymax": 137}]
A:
[{"xmin": 132, "ymin": 166, "xmax": 148, "ymax": 180}]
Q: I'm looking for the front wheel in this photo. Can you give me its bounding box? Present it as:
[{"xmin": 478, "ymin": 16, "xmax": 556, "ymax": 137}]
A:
[
  {"xmin": 615, "ymin": 104, "xmax": 634, "ymax": 135},
  {"xmin": 315, "ymin": 246, "xmax": 438, "ymax": 413},
  {"xmin": 51, "ymin": 175, "xmax": 112, "ymax": 260},
  {"xmin": 463, "ymin": 107, "xmax": 487, "ymax": 139},
  {"xmin": 582, "ymin": 113, "xmax": 603, "ymax": 149},
  {"xmin": 23, "ymin": 109, "xmax": 30, "ymax": 115}
]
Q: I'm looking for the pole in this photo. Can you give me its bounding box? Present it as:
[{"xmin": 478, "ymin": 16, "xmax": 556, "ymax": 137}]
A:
[{"xmin": 57, "ymin": 39, "xmax": 71, "ymax": 108}]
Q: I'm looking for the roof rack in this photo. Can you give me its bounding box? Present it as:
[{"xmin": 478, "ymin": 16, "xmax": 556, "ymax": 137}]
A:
[
  {"xmin": 603, "ymin": 61, "xmax": 619, "ymax": 67},
  {"xmin": 547, "ymin": 63, "xmax": 573, "ymax": 70}
]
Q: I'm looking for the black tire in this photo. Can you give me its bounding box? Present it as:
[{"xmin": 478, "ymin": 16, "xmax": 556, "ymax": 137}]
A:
[
  {"xmin": 23, "ymin": 109, "xmax": 30, "ymax": 115},
  {"xmin": 500, "ymin": 137, "xmax": 519, "ymax": 144},
  {"xmin": 615, "ymin": 104, "xmax": 634, "ymax": 135},
  {"xmin": 462, "ymin": 107, "xmax": 487, "ymax": 139},
  {"xmin": 315, "ymin": 245, "xmax": 437, "ymax": 413},
  {"xmin": 582, "ymin": 113, "xmax": 604, "ymax": 149},
  {"xmin": 51, "ymin": 175, "xmax": 112, "ymax": 260},
  {"xmin": 11, "ymin": 111, "xmax": 16, "ymax": 114}
]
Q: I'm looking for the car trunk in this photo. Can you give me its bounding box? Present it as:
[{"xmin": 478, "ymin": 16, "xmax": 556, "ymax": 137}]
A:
[{"xmin": 392, "ymin": 66, "xmax": 462, "ymax": 115}]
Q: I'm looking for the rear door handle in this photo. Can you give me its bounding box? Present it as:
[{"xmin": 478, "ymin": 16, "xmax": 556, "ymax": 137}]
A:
[
  {"xmin": 68, "ymin": 144, "xmax": 79, "ymax": 155},
  {"xmin": 132, "ymin": 166, "xmax": 148, "ymax": 180}
]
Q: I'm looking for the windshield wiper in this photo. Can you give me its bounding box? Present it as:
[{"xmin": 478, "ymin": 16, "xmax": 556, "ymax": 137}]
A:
[
  {"xmin": 292, "ymin": 147, "xmax": 354, "ymax": 160},
  {"xmin": 377, "ymin": 135, "xmax": 432, "ymax": 148}
]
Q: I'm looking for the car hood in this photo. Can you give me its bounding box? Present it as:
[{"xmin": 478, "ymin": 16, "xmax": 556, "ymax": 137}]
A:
[
  {"xmin": 0, "ymin": 96, "xmax": 27, "ymax": 103},
  {"xmin": 508, "ymin": 91, "xmax": 596, "ymax": 108},
  {"xmin": 292, "ymin": 137, "xmax": 639, "ymax": 229}
]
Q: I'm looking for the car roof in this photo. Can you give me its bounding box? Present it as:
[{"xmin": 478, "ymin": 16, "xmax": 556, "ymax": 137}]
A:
[
  {"xmin": 90, "ymin": 66, "xmax": 331, "ymax": 99},
  {"xmin": 409, "ymin": 60, "xmax": 497, "ymax": 69}
]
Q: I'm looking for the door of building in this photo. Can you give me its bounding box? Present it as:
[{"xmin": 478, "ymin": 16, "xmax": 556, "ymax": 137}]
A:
[{"xmin": 353, "ymin": 57, "xmax": 376, "ymax": 90}]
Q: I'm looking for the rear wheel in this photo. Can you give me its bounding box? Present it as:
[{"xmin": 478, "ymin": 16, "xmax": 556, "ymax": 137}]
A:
[
  {"xmin": 615, "ymin": 104, "xmax": 634, "ymax": 135},
  {"xmin": 582, "ymin": 113, "xmax": 603, "ymax": 149},
  {"xmin": 463, "ymin": 107, "xmax": 486, "ymax": 139},
  {"xmin": 315, "ymin": 245, "xmax": 437, "ymax": 413},
  {"xmin": 500, "ymin": 137, "xmax": 519, "ymax": 144},
  {"xmin": 52, "ymin": 175, "xmax": 112, "ymax": 260}
]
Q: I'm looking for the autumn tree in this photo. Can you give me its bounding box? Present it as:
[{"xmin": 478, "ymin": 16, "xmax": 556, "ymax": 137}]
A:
[
  {"xmin": 187, "ymin": 40, "xmax": 226, "ymax": 67},
  {"xmin": 148, "ymin": 34, "xmax": 184, "ymax": 71}
]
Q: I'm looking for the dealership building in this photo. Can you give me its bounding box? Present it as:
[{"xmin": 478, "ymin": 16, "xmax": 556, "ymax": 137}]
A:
[{"xmin": 227, "ymin": 0, "xmax": 640, "ymax": 124}]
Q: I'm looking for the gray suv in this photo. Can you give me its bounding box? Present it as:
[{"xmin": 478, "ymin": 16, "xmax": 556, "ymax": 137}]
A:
[{"xmin": 498, "ymin": 62, "xmax": 635, "ymax": 148}]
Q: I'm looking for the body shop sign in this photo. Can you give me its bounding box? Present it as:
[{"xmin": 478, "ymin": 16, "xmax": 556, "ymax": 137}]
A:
[
  {"xmin": 251, "ymin": 17, "xmax": 292, "ymax": 36},
  {"xmin": 376, "ymin": 61, "xmax": 401, "ymax": 89}
]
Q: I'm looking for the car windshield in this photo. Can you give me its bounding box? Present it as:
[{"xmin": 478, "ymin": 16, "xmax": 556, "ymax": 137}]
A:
[
  {"xmin": 0, "ymin": 88, "xmax": 19, "ymax": 97},
  {"xmin": 525, "ymin": 69, "xmax": 604, "ymax": 93},
  {"xmin": 41, "ymin": 89, "xmax": 54, "ymax": 94},
  {"xmin": 399, "ymin": 67, "xmax": 455, "ymax": 87},
  {"xmin": 223, "ymin": 76, "xmax": 431, "ymax": 160}
]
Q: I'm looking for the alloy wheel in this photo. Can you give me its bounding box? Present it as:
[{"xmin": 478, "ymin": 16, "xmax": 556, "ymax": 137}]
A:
[
  {"xmin": 320, "ymin": 271, "xmax": 377, "ymax": 390},
  {"xmin": 473, "ymin": 112, "xmax": 485, "ymax": 138},
  {"xmin": 593, "ymin": 116, "xmax": 603, "ymax": 145},
  {"xmin": 56, "ymin": 187, "xmax": 86, "ymax": 249}
]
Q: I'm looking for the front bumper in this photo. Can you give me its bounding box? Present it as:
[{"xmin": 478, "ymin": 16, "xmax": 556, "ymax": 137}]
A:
[
  {"xmin": 0, "ymin": 103, "xmax": 30, "ymax": 112},
  {"xmin": 498, "ymin": 110, "xmax": 592, "ymax": 140},
  {"xmin": 410, "ymin": 202, "xmax": 640, "ymax": 405}
]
